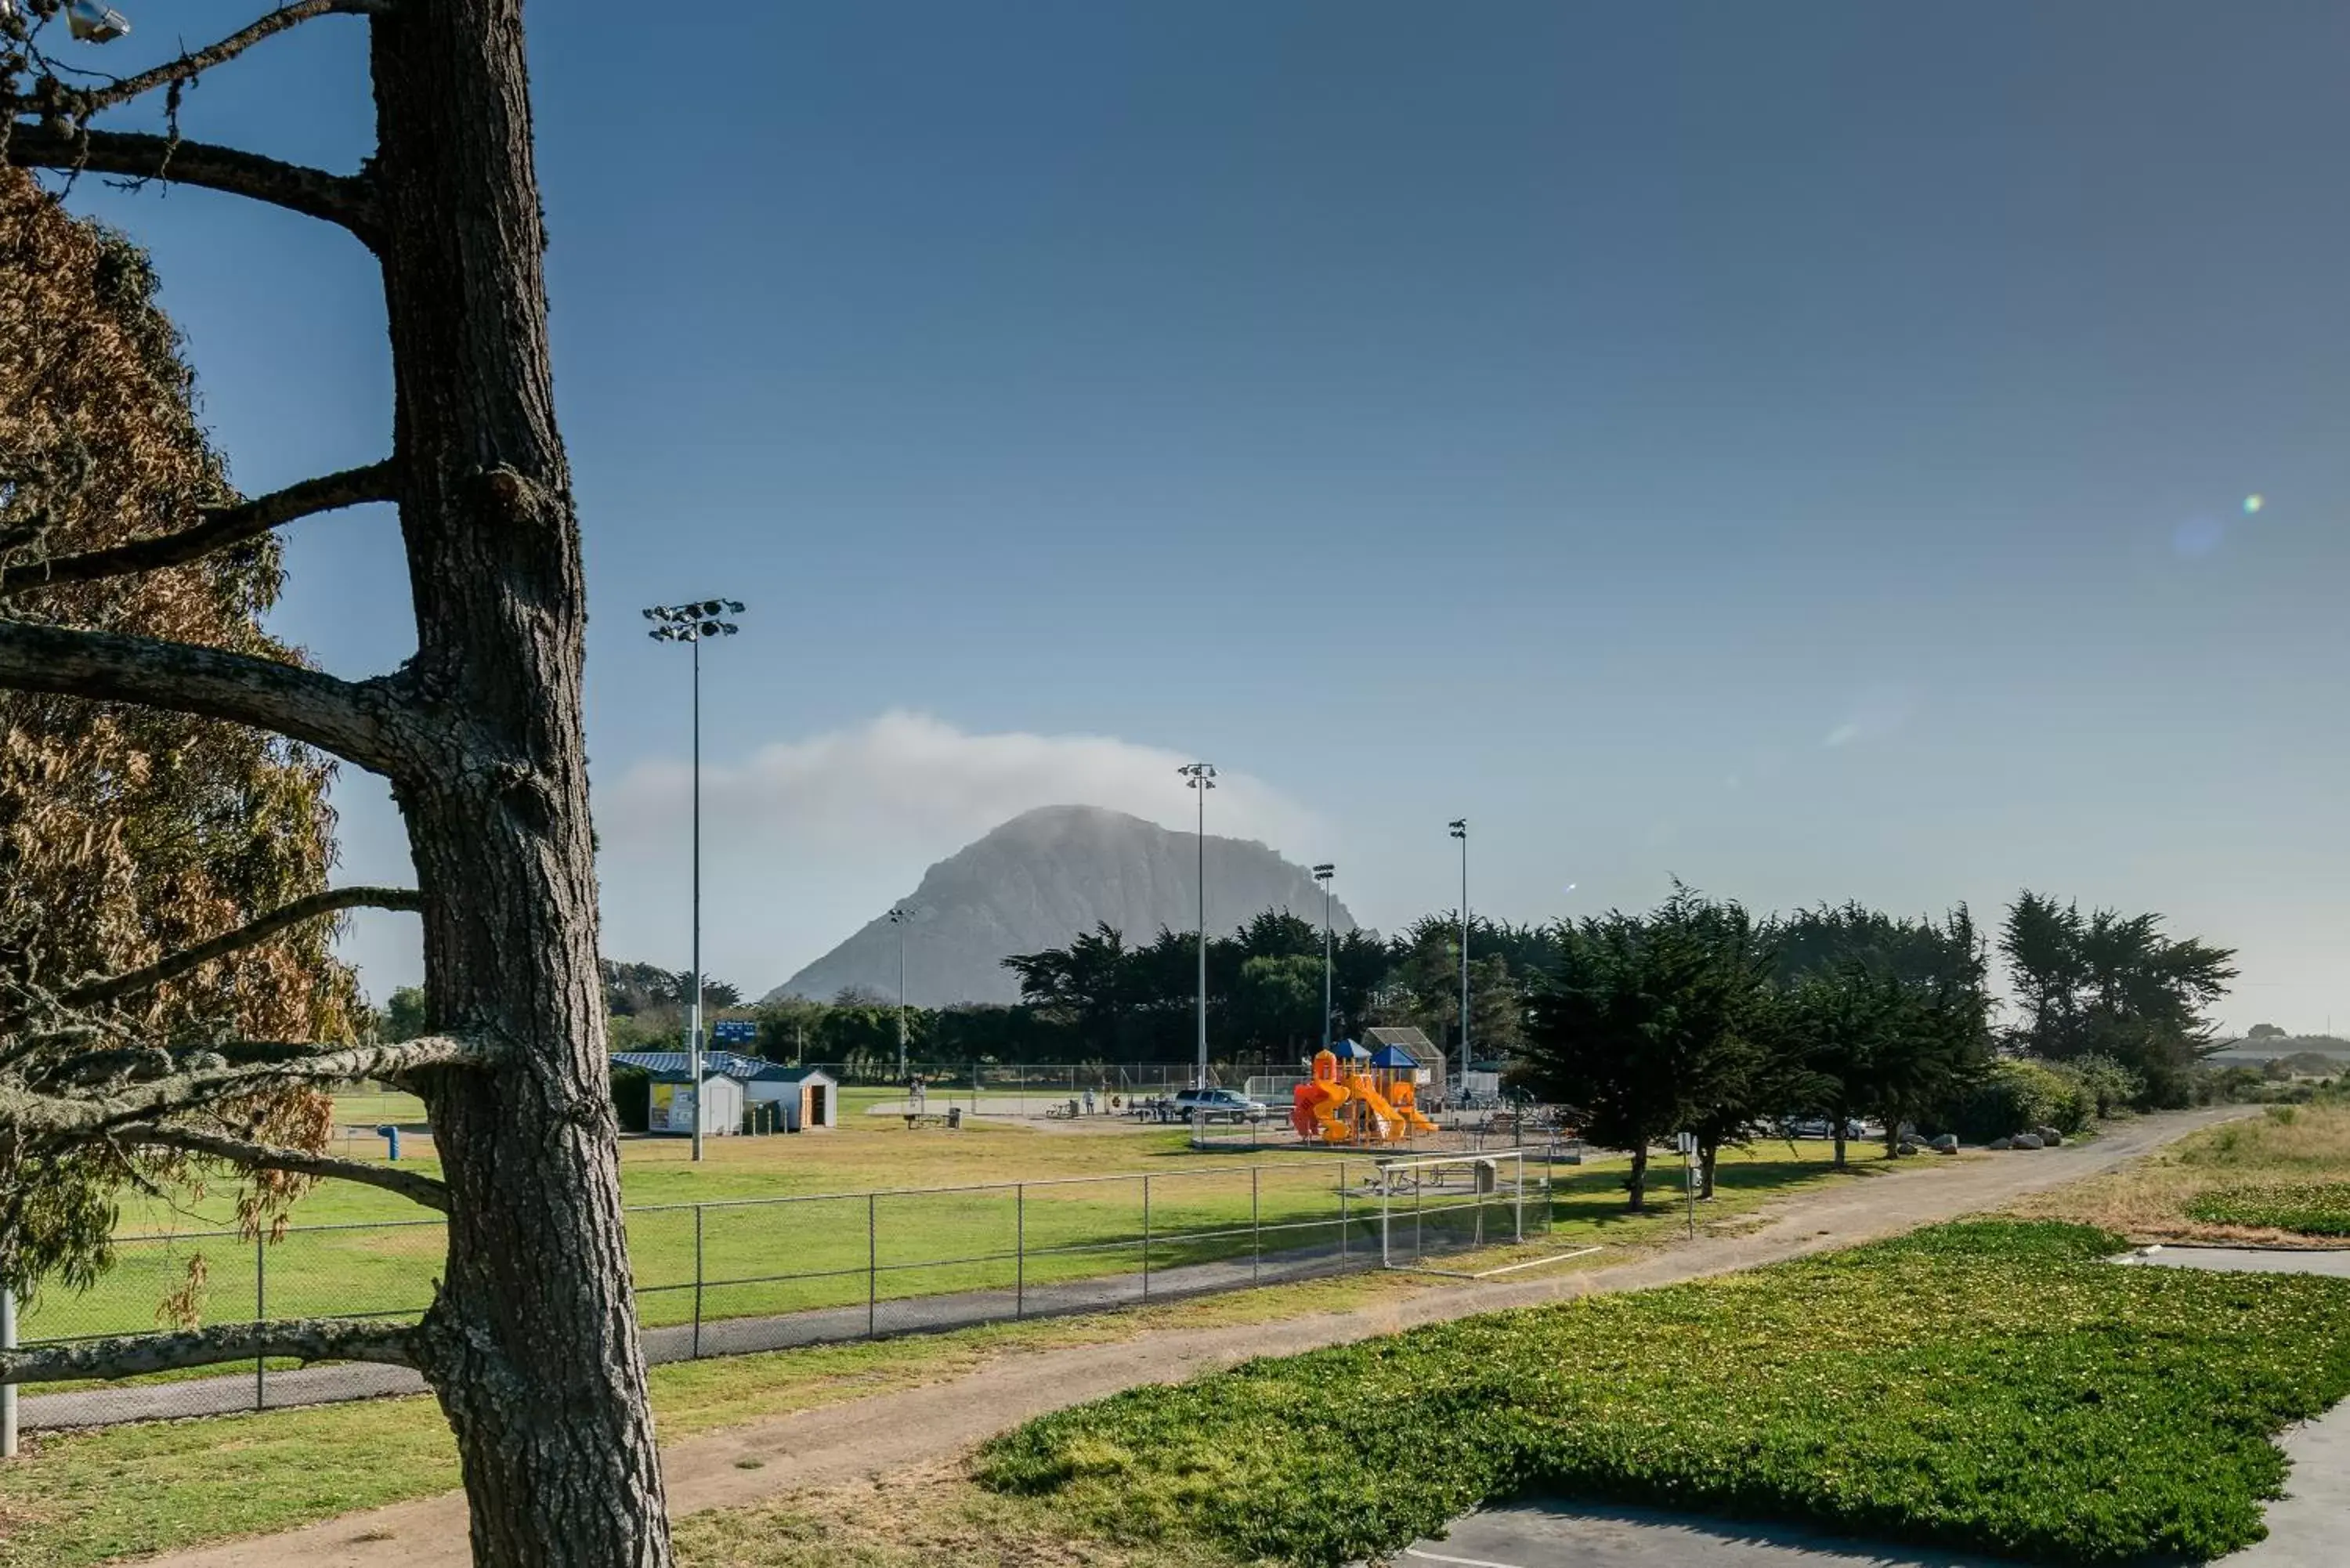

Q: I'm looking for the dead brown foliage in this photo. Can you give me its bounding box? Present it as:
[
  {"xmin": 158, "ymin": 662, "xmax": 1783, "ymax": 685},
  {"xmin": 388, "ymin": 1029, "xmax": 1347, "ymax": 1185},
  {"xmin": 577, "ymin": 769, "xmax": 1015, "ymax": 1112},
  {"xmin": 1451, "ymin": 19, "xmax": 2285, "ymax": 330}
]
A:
[{"xmin": 0, "ymin": 167, "xmax": 360, "ymax": 1292}]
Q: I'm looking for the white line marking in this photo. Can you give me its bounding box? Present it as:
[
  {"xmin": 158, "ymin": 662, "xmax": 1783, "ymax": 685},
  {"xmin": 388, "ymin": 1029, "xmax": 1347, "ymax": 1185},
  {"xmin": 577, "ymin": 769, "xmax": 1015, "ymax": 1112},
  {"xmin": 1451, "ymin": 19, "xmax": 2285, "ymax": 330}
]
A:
[{"xmin": 1405, "ymin": 1548, "xmax": 1527, "ymax": 1568}]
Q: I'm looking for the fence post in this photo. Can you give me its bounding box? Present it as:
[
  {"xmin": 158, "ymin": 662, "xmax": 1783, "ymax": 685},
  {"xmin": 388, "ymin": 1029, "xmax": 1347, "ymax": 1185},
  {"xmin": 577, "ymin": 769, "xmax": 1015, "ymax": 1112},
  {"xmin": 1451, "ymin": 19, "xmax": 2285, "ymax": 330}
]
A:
[
  {"xmin": 1141, "ymin": 1174, "xmax": 1152, "ymax": 1300},
  {"xmin": 1015, "ymin": 1183, "xmax": 1025, "ymax": 1318},
  {"xmin": 254, "ymin": 1232, "xmax": 266, "ymax": 1412},
  {"xmin": 1338, "ymin": 1159, "xmax": 1349, "ymax": 1262},
  {"xmin": 692, "ymin": 1205, "xmax": 705, "ymax": 1360},
  {"xmin": 1251, "ymin": 1166, "xmax": 1260, "ymax": 1282},
  {"xmin": 867, "ymin": 1192, "xmax": 878, "ymax": 1338},
  {"xmin": 2, "ymin": 1285, "xmax": 16, "ymax": 1460}
]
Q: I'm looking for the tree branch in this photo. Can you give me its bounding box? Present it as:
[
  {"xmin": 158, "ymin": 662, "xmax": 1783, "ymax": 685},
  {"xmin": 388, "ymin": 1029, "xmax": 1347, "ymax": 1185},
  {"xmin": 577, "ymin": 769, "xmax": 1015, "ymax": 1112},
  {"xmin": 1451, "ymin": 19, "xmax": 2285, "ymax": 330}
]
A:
[
  {"xmin": 0, "ymin": 620, "xmax": 416, "ymax": 776},
  {"xmin": 0, "ymin": 1316, "xmax": 416, "ymax": 1386},
  {"xmin": 0, "ymin": 1036, "xmax": 487, "ymax": 1138},
  {"xmin": 114, "ymin": 1122, "xmax": 449, "ymax": 1210},
  {"xmin": 74, "ymin": 2, "xmax": 390, "ymax": 117},
  {"xmin": 0, "ymin": 460, "xmax": 398, "ymax": 596},
  {"xmin": 5, "ymin": 123, "xmax": 381, "ymax": 244},
  {"xmin": 61, "ymin": 886, "xmax": 425, "ymax": 1013}
]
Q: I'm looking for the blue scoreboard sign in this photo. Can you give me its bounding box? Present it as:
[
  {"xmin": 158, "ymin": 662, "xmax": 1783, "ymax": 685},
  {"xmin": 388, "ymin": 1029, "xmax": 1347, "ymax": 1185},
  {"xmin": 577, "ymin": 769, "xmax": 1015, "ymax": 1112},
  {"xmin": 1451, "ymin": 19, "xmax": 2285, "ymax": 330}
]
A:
[{"xmin": 710, "ymin": 1020, "xmax": 759, "ymax": 1046}]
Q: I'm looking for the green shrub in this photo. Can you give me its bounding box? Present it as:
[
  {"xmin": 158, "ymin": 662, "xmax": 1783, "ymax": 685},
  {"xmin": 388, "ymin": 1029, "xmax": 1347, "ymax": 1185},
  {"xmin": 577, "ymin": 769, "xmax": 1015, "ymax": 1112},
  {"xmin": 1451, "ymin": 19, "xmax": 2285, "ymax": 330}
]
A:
[
  {"xmin": 978, "ymin": 1220, "xmax": 2350, "ymax": 1567},
  {"xmin": 1943, "ymin": 1058, "xmax": 2093, "ymax": 1140},
  {"xmin": 2063, "ymin": 1053, "xmax": 2145, "ymax": 1118},
  {"xmin": 2185, "ymin": 1182, "xmax": 2350, "ymax": 1236}
]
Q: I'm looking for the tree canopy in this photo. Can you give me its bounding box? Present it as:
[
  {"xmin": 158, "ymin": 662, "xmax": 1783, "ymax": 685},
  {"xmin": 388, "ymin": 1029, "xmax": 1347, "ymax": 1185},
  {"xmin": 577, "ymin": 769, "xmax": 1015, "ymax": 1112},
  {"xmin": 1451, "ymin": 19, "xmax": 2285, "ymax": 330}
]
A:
[{"xmin": 2001, "ymin": 891, "xmax": 2237, "ymax": 1105}]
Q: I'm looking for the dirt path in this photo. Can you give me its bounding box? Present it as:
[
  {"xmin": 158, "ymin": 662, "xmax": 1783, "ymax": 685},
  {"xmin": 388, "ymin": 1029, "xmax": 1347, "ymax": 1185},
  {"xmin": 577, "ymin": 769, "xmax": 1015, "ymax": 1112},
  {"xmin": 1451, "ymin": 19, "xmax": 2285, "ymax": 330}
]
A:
[{"xmin": 146, "ymin": 1107, "xmax": 2247, "ymax": 1568}]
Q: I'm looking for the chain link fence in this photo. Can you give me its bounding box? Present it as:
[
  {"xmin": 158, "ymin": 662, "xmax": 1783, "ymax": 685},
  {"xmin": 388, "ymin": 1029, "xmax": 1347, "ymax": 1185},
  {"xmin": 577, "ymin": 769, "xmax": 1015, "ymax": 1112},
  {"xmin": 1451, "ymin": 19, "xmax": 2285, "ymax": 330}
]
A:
[
  {"xmin": 804, "ymin": 1061, "xmax": 1289, "ymax": 1119},
  {"xmin": 13, "ymin": 1156, "xmax": 1553, "ymax": 1431}
]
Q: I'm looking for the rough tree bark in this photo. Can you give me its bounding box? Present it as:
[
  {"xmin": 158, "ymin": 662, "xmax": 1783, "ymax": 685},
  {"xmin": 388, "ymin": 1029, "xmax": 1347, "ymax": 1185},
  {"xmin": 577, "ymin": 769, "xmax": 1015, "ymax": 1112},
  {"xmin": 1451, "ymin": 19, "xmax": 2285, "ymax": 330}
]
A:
[
  {"xmin": 2, "ymin": 2, "xmax": 674, "ymax": 1563},
  {"xmin": 362, "ymin": 8, "xmax": 670, "ymax": 1558}
]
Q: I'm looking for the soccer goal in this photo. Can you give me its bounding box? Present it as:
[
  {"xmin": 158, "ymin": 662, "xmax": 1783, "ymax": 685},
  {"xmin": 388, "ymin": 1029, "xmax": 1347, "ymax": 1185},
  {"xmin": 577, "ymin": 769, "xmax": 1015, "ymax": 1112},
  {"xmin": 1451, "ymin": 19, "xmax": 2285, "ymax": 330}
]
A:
[{"xmin": 1371, "ymin": 1150, "xmax": 1596, "ymax": 1279}]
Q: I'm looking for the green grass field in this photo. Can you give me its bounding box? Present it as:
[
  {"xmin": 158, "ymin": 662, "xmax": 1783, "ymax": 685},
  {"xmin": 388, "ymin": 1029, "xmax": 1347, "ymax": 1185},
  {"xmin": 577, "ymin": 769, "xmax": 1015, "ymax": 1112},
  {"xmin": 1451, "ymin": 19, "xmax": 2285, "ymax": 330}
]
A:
[
  {"xmin": 976, "ymin": 1219, "xmax": 2350, "ymax": 1566},
  {"xmin": 24, "ymin": 1111, "xmax": 1893, "ymax": 1346}
]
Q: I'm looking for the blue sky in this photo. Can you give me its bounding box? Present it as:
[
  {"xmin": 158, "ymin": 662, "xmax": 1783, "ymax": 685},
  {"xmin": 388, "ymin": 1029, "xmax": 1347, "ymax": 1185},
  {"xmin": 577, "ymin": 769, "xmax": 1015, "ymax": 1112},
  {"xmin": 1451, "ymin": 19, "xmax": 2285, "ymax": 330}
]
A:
[{"xmin": 53, "ymin": 2, "xmax": 2349, "ymax": 1030}]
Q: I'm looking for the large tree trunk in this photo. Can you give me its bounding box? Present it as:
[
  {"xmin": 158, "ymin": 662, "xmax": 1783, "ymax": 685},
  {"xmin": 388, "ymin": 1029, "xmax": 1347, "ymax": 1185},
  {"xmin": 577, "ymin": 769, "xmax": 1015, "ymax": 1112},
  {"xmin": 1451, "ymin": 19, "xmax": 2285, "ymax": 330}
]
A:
[
  {"xmin": 1625, "ymin": 1145, "xmax": 1649, "ymax": 1212},
  {"xmin": 369, "ymin": 5, "xmax": 670, "ymax": 1563}
]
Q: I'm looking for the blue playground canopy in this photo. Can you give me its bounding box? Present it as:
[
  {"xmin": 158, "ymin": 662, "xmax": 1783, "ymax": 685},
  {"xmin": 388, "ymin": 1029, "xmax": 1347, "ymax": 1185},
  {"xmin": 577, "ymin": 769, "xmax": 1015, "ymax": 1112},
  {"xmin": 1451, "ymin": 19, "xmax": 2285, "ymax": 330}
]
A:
[
  {"xmin": 1327, "ymin": 1039, "xmax": 1372, "ymax": 1061},
  {"xmin": 1368, "ymin": 1044, "xmax": 1421, "ymax": 1069}
]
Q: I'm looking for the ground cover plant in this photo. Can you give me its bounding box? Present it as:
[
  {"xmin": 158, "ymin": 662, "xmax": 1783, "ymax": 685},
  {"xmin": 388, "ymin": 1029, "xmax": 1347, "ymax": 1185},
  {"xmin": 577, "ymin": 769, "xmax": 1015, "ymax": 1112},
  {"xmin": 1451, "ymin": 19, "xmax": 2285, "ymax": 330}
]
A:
[
  {"xmin": 2185, "ymin": 1182, "xmax": 2350, "ymax": 1236},
  {"xmin": 2013, "ymin": 1104, "xmax": 2350, "ymax": 1244},
  {"xmin": 976, "ymin": 1220, "xmax": 2350, "ymax": 1566}
]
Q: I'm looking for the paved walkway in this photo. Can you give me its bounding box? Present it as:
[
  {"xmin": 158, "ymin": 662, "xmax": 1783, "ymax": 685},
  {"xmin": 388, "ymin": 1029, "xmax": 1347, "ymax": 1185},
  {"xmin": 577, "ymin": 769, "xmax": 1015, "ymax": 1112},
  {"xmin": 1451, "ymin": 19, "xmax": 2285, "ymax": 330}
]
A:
[
  {"xmin": 1408, "ymin": 1241, "xmax": 2350, "ymax": 1568},
  {"xmin": 131, "ymin": 1106, "xmax": 2250, "ymax": 1568}
]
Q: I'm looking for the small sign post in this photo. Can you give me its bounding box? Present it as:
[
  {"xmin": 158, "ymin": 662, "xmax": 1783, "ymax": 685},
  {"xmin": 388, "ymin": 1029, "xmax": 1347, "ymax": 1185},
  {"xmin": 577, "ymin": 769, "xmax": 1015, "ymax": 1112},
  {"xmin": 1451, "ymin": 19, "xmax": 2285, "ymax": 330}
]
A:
[{"xmin": 1675, "ymin": 1131, "xmax": 1698, "ymax": 1240}]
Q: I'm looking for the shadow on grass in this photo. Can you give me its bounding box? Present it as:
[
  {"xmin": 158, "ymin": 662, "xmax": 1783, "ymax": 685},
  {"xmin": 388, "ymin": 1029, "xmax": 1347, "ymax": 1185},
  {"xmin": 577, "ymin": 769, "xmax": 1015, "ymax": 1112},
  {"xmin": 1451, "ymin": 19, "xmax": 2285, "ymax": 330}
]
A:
[{"xmin": 1544, "ymin": 1152, "xmax": 1898, "ymax": 1237}]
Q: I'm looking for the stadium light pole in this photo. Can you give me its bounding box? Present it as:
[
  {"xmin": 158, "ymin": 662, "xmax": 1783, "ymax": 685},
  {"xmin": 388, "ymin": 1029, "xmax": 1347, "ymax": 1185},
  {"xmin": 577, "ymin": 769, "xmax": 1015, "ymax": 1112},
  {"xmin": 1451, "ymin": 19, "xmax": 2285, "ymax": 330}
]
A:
[
  {"xmin": 645, "ymin": 598, "xmax": 745, "ymax": 1162},
  {"xmin": 888, "ymin": 906, "xmax": 913, "ymax": 1079},
  {"xmin": 1179, "ymin": 763, "xmax": 1217, "ymax": 1092},
  {"xmin": 1450, "ymin": 818, "xmax": 1470, "ymax": 1103},
  {"xmin": 1313, "ymin": 864, "xmax": 1336, "ymax": 1053}
]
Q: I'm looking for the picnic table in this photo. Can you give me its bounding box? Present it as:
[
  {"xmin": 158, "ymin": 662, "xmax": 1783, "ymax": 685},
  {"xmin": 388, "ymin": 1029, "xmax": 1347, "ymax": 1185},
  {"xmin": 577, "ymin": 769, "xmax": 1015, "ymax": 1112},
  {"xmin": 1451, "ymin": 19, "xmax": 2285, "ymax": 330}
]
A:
[{"xmin": 902, "ymin": 1107, "xmax": 964, "ymax": 1130}]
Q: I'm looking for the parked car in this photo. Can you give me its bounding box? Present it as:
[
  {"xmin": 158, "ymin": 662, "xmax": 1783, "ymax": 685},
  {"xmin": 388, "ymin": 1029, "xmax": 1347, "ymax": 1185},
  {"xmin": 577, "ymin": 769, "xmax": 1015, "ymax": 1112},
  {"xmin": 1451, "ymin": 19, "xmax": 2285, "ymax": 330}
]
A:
[
  {"xmin": 1781, "ymin": 1116, "xmax": 1869, "ymax": 1140},
  {"xmin": 1170, "ymin": 1087, "xmax": 1267, "ymax": 1124}
]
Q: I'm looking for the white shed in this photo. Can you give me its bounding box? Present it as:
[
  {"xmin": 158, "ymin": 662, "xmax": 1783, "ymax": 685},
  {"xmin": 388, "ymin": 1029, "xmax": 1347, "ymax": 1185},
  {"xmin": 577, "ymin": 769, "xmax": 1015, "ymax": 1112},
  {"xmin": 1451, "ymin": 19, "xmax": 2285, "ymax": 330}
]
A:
[
  {"xmin": 746, "ymin": 1064, "xmax": 837, "ymax": 1132},
  {"xmin": 645, "ymin": 1071, "xmax": 743, "ymax": 1137}
]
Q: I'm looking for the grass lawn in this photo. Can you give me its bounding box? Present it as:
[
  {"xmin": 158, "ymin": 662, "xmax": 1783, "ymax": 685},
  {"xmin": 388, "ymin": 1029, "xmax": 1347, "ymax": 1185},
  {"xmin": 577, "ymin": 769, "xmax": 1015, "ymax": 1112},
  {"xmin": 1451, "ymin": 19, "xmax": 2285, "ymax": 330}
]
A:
[
  {"xmin": 0, "ymin": 1262, "xmax": 1459, "ymax": 1567},
  {"xmin": 975, "ymin": 1220, "xmax": 2350, "ymax": 1566},
  {"xmin": 27, "ymin": 1118, "xmax": 1891, "ymax": 1344},
  {"xmin": 2012, "ymin": 1103, "xmax": 2350, "ymax": 1245},
  {"xmin": 675, "ymin": 1469, "xmax": 1230, "ymax": 1568}
]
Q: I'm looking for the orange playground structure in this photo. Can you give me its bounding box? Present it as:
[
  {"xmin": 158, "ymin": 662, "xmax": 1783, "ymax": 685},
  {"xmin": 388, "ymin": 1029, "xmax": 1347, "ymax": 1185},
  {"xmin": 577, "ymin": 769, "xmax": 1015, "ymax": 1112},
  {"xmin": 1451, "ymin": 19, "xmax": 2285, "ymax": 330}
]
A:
[{"xmin": 1290, "ymin": 1042, "xmax": 1438, "ymax": 1143}]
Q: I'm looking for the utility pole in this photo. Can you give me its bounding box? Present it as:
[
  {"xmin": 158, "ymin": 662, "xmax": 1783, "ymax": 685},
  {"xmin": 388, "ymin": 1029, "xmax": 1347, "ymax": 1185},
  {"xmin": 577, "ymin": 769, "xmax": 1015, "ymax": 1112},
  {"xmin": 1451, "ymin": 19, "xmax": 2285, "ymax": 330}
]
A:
[
  {"xmin": 1179, "ymin": 763, "xmax": 1217, "ymax": 1090},
  {"xmin": 645, "ymin": 599, "xmax": 745, "ymax": 1161},
  {"xmin": 889, "ymin": 906, "xmax": 912, "ymax": 1079},
  {"xmin": 1313, "ymin": 863, "xmax": 1336, "ymax": 1053},
  {"xmin": 1449, "ymin": 818, "xmax": 1470, "ymax": 1103}
]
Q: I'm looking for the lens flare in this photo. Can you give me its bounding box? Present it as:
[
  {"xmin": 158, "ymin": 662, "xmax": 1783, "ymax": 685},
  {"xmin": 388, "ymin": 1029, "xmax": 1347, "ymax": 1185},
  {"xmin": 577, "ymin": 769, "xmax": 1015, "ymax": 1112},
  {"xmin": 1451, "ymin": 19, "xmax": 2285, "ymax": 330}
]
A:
[{"xmin": 2243, "ymin": 493, "xmax": 2265, "ymax": 515}]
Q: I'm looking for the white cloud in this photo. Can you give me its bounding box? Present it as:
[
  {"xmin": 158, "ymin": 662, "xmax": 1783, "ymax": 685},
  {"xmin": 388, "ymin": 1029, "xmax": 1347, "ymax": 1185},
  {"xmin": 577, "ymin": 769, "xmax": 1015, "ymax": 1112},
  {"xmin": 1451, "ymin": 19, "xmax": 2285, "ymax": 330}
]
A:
[
  {"xmin": 1823, "ymin": 684, "xmax": 1916, "ymax": 750},
  {"xmin": 595, "ymin": 711, "xmax": 1321, "ymax": 992}
]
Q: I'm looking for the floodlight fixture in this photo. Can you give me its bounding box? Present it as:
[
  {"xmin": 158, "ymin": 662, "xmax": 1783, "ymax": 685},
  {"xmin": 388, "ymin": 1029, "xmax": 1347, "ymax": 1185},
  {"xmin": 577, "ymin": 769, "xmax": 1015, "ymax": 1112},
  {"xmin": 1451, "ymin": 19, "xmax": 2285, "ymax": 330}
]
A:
[{"xmin": 67, "ymin": 2, "xmax": 132, "ymax": 42}]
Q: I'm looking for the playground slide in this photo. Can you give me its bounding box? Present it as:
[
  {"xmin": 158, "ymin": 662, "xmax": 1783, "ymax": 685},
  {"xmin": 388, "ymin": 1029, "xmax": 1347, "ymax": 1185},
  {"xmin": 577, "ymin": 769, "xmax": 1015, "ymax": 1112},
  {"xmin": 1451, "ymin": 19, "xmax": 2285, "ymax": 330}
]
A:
[
  {"xmin": 1291, "ymin": 1079, "xmax": 1351, "ymax": 1142},
  {"xmin": 1349, "ymin": 1075, "xmax": 1411, "ymax": 1140},
  {"xmin": 1387, "ymin": 1083, "xmax": 1439, "ymax": 1136}
]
